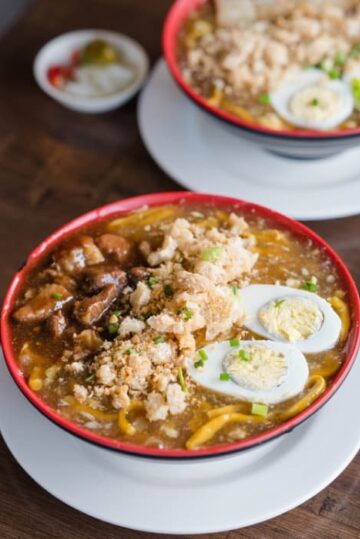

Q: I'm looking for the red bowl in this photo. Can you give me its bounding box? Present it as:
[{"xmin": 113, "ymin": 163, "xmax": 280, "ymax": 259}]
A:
[
  {"xmin": 1, "ymin": 192, "xmax": 360, "ymax": 459},
  {"xmin": 162, "ymin": 0, "xmax": 360, "ymax": 158}
]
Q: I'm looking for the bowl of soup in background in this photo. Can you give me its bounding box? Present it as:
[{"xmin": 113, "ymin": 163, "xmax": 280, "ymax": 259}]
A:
[
  {"xmin": 162, "ymin": 0, "xmax": 360, "ymax": 159},
  {"xmin": 1, "ymin": 192, "xmax": 359, "ymax": 460}
]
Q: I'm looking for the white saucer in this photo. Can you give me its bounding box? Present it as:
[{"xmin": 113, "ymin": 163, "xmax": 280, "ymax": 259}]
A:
[
  {"xmin": 0, "ymin": 351, "xmax": 359, "ymax": 534},
  {"xmin": 138, "ymin": 59, "xmax": 360, "ymax": 221}
]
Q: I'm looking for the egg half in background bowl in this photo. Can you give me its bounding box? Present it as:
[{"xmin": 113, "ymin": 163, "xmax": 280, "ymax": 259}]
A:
[
  {"xmin": 163, "ymin": 0, "xmax": 360, "ymax": 158},
  {"xmin": 1, "ymin": 192, "xmax": 359, "ymax": 460}
]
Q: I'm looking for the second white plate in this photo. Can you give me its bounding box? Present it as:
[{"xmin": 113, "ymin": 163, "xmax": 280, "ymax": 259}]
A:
[{"xmin": 138, "ymin": 59, "xmax": 360, "ymax": 221}]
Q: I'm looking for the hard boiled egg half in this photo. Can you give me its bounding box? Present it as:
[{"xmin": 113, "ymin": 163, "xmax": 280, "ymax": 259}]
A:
[
  {"xmin": 270, "ymin": 69, "xmax": 353, "ymax": 130},
  {"xmin": 188, "ymin": 340, "xmax": 309, "ymax": 404},
  {"xmin": 240, "ymin": 284, "xmax": 342, "ymax": 353}
]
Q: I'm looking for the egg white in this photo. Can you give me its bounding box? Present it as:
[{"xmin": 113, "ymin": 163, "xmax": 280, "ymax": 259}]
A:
[
  {"xmin": 187, "ymin": 340, "xmax": 309, "ymax": 404},
  {"xmin": 240, "ymin": 284, "xmax": 342, "ymax": 353},
  {"xmin": 270, "ymin": 69, "xmax": 353, "ymax": 130}
]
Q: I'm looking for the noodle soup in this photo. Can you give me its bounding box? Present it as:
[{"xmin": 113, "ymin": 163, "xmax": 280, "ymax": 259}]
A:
[
  {"xmin": 9, "ymin": 202, "xmax": 352, "ymax": 451},
  {"xmin": 177, "ymin": 1, "xmax": 360, "ymax": 132}
]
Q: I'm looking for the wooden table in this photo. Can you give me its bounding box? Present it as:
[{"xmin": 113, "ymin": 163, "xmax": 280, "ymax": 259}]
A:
[{"xmin": 0, "ymin": 1, "xmax": 359, "ymax": 537}]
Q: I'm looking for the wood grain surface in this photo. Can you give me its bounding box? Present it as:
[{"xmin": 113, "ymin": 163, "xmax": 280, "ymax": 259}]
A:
[{"xmin": 0, "ymin": 1, "xmax": 359, "ymax": 538}]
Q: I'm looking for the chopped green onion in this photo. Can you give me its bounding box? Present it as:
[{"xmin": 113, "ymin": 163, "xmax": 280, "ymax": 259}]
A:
[
  {"xmin": 201, "ymin": 245, "xmax": 223, "ymax": 262},
  {"xmin": 231, "ymin": 286, "xmax": 242, "ymax": 302},
  {"xmin": 302, "ymin": 277, "xmax": 318, "ymax": 293},
  {"xmin": 84, "ymin": 373, "xmax": 95, "ymax": 383},
  {"xmin": 327, "ymin": 68, "xmax": 340, "ymax": 80},
  {"xmin": 125, "ymin": 348, "xmax": 134, "ymax": 355},
  {"xmin": 251, "ymin": 402, "xmax": 268, "ymax": 417},
  {"xmin": 112, "ymin": 309, "xmax": 122, "ymax": 318},
  {"xmin": 177, "ymin": 306, "xmax": 193, "ymax": 320},
  {"xmin": 194, "ymin": 359, "xmax": 205, "ymax": 368},
  {"xmin": 315, "ymin": 60, "xmax": 326, "ymax": 70},
  {"xmin": 108, "ymin": 323, "xmax": 119, "ymax": 335},
  {"xmin": 163, "ymin": 284, "xmax": 174, "ymax": 298},
  {"xmin": 334, "ymin": 51, "xmax": 347, "ymax": 66},
  {"xmin": 177, "ymin": 367, "xmax": 188, "ymax": 392},
  {"xmin": 352, "ymin": 78, "xmax": 360, "ymax": 110},
  {"xmin": 238, "ymin": 349, "xmax": 251, "ymax": 362},
  {"xmin": 259, "ymin": 93, "xmax": 270, "ymax": 105},
  {"xmin": 219, "ymin": 372, "xmax": 230, "ymax": 381},
  {"xmin": 274, "ymin": 298, "xmax": 285, "ymax": 308},
  {"xmin": 350, "ymin": 43, "xmax": 360, "ymax": 58},
  {"xmin": 148, "ymin": 276, "xmax": 158, "ymax": 288},
  {"xmin": 153, "ymin": 335, "xmax": 165, "ymax": 344},
  {"xmin": 229, "ymin": 338, "xmax": 240, "ymax": 347},
  {"xmin": 183, "ymin": 307, "xmax": 193, "ymax": 321},
  {"xmin": 51, "ymin": 292, "xmax": 63, "ymax": 300},
  {"xmin": 198, "ymin": 349, "xmax": 208, "ymax": 361},
  {"xmin": 310, "ymin": 98, "xmax": 319, "ymax": 106}
]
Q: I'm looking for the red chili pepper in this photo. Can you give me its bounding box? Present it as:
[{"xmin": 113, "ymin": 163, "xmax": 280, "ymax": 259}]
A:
[
  {"xmin": 48, "ymin": 66, "xmax": 65, "ymax": 88},
  {"xmin": 47, "ymin": 65, "xmax": 74, "ymax": 88}
]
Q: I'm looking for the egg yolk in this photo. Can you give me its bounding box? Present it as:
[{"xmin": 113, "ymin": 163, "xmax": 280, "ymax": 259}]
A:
[
  {"xmin": 223, "ymin": 343, "xmax": 288, "ymax": 391},
  {"xmin": 258, "ymin": 296, "xmax": 323, "ymax": 342}
]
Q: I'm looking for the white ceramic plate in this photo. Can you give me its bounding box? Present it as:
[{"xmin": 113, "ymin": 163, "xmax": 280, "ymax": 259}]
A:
[
  {"xmin": 0, "ymin": 350, "xmax": 359, "ymax": 534},
  {"xmin": 34, "ymin": 30, "xmax": 149, "ymax": 113},
  {"xmin": 138, "ymin": 60, "xmax": 360, "ymax": 221}
]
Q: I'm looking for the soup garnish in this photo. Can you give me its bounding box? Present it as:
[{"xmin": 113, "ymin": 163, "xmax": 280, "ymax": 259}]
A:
[{"xmin": 10, "ymin": 204, "xmax": 351, "ymax": 450}]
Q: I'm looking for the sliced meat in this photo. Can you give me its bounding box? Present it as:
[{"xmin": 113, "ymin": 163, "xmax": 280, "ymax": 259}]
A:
[
  {"xmin": 13, "ymin": 284, "xmax": 73, "ymax": 324},
  {"xmin": 82, "ymin": 264, "xmax": 127, "ymax": 293},
  {"xmin": 73, "ymin": 284, "xmax": 118, "ymax": 326},
  {"xmin": 48, "ymin": 310, "xmax": 67, "ymax": 337},
  {"xmin": 95, "ymin": 234, "xmax": 133, "ymax": 265},
  {"xmin": 129, "ymin": 266, "xmax": 150, "ymax": 284},
  {"xmin": 55, "ymin": 236, "xmax": 104, "ymax": 274}
]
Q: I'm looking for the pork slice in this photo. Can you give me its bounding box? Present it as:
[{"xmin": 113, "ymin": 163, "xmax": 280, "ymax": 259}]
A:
[
  {"xmin": 13, "ymin": 284, "xmax": 73, "ymax": 324},
  {"xmin": 55, "ymin": 236, "xmax": 104, "ymax": 274},
  {"xmin": 73, "ymin": 284, "xmax": 118, "ymax": 326},
  {"xmin": 82, "ymin": 264, "xmax": 127, "ymax": 293},
  {"xmin": 95, "ymin": 234, "xmax": 133, "ymax": 266},
  {"xmin": 128, "ymin": 266, "xmax": 150, "ymax": 284},
  {"xmin": 48, "ymin": 310, "xmax": 67, "ymax": 337}
]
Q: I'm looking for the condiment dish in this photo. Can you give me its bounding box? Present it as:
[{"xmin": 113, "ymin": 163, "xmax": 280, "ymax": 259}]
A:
[{"xmin": 34, "ymin": 29, "xmax": 149, "ymax": 113}]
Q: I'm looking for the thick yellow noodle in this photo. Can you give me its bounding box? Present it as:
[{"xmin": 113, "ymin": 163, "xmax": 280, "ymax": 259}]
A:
[
  {"xmin": 64, "ymin": 396, "xmax": 118, "ymax": 422},
  {"xmin": 279, "ymin": 375, "xmax": 326, "ymax": 421},
  {"xmin": 187, "ymin": 375, "xmax": 326, "ymax": 449},
  {"xmin": 118, "ymin": 400, "xmax": 144, "ymax": 436},
  {"xmin": 186, "ymin": 412, "xmax": 265, "ymax": 450},
  {"xmin": 329, "ymin": 296, "xmax": 351, "ymax": 341}
]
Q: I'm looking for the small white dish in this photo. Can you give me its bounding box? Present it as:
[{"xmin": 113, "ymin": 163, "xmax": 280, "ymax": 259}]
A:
[
  {"xmin": 138, "ymin": 60, "xmax": 360, "ymax": 221},
  {"xmin": 34, "ymin": 29, "xmax": 149, "ymax": 113},
  {"xmin": 0, "ymin": 349, "xmax": 359, "ymax": 534}
]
